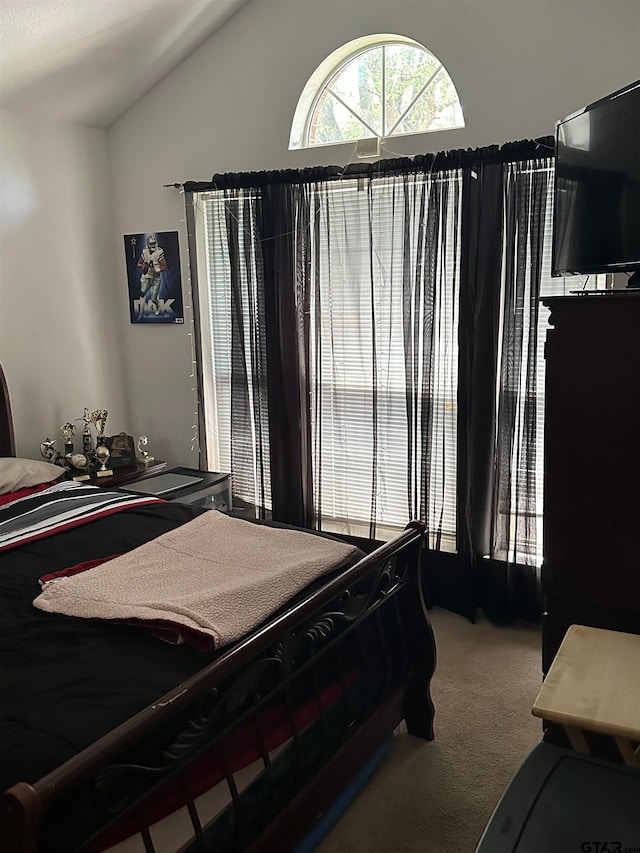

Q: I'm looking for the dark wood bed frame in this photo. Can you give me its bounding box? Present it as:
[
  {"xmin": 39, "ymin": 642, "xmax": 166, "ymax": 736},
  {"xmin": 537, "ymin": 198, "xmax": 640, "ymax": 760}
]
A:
[
  {"xmin": 0, "ymin": 363, "xmax": 436, "ymax": 853},
  {"xmin": 0, "ymin": 363, "xmax": 15, "ymax": 458}
]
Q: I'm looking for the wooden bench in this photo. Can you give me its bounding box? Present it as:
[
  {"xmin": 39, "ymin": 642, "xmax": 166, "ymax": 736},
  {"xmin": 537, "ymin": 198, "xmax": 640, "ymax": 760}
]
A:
[{"xmin": 532, "ymin": 624, "xmax": 640, "ymax": 767}]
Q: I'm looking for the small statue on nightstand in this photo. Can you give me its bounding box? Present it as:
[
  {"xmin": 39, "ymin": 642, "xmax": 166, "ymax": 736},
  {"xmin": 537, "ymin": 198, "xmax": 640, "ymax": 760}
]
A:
[
  {"xmin": 91, "ymin": 409, "xmax": 109, "ymax": 447},
  {"xmin": 95, "ymin": 444, "xmax": 113, "ymax": 477},
  {"xmin": 40, "ymin": 437, "xmax": 64, "ymax": 467},
  {"xmin": 79, "ymin": 408, "xmax": 93, "ymax": 455},
  {"xmin": 68, "ymin": 453, "xmax": 89, "ymax": 470},
  {"xmin": 136, "ymin": 435, "xmax": 155, "ymax": 465},
  {"xmin": 60, "ymin": 422, "xmax": 76, "ymax": 457},
  {"xmin": 67, "ymin": 452, "xmax": 91, "ymax": 481}
]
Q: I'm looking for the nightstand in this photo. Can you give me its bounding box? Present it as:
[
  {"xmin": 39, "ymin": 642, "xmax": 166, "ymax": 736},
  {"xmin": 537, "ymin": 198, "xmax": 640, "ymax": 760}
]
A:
[
  {"xmin": 120, "ymin": 466, "xmax": 232, "ymax": 512},
  {"xmin": 71, "ymin": 460, "xmax": 167, "ymax": 488}
]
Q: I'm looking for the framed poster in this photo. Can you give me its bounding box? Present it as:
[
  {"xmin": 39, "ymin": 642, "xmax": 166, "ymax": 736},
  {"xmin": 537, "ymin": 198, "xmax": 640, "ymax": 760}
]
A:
[{"xmin": 124, "ymin": 231, "xmax": 184, "ymax": 324}]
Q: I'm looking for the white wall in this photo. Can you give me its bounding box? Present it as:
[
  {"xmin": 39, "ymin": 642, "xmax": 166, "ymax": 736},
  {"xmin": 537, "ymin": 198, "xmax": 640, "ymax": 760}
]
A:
[
  {"xmin": 108, "ymin": 0, "xmax": 640, "ymax": 467},
  {"xmin": 0, "ymin": 109, "xmax": 129, "ymax": 458}
]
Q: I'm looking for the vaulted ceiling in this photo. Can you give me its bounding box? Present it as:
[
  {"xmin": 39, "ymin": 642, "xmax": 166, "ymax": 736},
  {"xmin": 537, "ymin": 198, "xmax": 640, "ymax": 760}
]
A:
[{"xmin": 0, "ymin": 0, "xmax": 249, "ymax": 128}]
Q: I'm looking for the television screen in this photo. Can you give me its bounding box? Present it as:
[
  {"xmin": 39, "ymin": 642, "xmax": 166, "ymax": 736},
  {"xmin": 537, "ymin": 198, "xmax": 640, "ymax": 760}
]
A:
[{"xmin": 552, "ymin": 80, "xmax": 640, "ymax": 277}]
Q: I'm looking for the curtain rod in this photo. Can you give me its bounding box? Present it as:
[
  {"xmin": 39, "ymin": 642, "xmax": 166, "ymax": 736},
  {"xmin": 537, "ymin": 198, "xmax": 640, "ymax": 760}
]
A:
[{"xmin": 167, "ymin": 136, "xmax": 555, "ymax": 193}]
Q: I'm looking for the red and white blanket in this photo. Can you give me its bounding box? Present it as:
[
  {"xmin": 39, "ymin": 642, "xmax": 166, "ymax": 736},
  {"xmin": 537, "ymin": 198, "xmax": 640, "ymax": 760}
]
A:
[
  {"xmin": 33, "ymin": 510, "xmax": 360, "ymax": 652},
  {"xmin": 0, "ymin": 481, "xmax": 162, "ymax": 553}
]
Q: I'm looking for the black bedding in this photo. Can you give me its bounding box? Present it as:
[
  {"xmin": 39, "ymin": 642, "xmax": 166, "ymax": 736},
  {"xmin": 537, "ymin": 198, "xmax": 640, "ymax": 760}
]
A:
[
  {"xmin": 0, "ymin": 500, "xmax": 213, "ymax": 795},
  {"xmin": 0, "ymin": 367, "xmax": 434, "ymax": 853},
  {"xmin": 0, "ymin": 496, "xmax": 366, "ymax": 805}
]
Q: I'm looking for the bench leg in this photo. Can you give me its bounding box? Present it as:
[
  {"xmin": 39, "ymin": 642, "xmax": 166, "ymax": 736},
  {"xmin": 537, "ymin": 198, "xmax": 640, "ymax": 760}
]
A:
[
  {"xmin": 615, "ymin": 737, "xmax": 640, "ymax": 768},
  {"xmin": 564, "ymin": 725, "xmax": 590, "ymax": 754}
]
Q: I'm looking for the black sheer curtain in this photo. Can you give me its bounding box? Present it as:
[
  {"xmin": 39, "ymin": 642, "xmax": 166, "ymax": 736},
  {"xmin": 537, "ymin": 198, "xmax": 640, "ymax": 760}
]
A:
[
  {"xmin": 260, "ymin": 184, "xmax": 314, "ymax": 528},
  {"xmin": 403, "ymin": 168, "xmax": 460, "ymax": 534},
  {"xmin": 443, "ymin": 159, "xmax": 504, "ymax": 620},
  {"xmin": 186, "ymin": 136, "xmax": 554, "ymax": 624},
  {"xmin": 223, "ymin": 190, "xmax": 271, "ymax": 518},
  {"xmin": 487, "ymin": 159, "xmax": 551, "ymax": 622},
  {"xmin": 448, "ymin": 146, "xmax": 553, "ymax": 622},
  {"xmin": 297, "ymin": 168, "xmax": 460, "ymax": 543}
]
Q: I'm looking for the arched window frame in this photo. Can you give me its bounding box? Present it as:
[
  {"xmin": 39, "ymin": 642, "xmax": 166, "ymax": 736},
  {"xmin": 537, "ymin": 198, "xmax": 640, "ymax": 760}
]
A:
[{"xmin": 289, "ymin": 34, "xmax": 464, "ymax": 150}]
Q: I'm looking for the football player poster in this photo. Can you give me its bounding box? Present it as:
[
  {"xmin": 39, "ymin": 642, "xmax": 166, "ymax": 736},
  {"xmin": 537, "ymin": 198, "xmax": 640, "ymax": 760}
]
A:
[{"xmin": 124, "ymin": 231, "xmax": 184, "ymax": 324}]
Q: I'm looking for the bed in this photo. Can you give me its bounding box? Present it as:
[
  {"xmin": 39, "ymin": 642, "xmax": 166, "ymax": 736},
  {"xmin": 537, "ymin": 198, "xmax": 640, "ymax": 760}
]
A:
[{"xmin": 0, "ymin": 362, "xmax": 436, "ymax": 853}]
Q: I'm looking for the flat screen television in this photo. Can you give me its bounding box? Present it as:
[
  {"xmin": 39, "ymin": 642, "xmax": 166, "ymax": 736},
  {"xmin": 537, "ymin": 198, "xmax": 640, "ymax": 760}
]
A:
[{"xmin": 552, "ymin": 79, "xmax": 640, "ymax": 281}]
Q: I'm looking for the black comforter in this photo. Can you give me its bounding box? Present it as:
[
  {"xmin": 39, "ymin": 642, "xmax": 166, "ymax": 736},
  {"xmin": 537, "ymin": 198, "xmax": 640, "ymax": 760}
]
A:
[
  {"xmin": 0, "ymin": 496, "xmax": 363, "ymax": 806},
  {"xmin": 0, "ymin": 500, "xmax": 213, "ymax": 794}
]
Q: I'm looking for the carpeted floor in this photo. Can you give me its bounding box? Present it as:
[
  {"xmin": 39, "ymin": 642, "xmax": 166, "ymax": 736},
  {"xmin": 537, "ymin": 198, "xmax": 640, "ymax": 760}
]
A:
[{"xmin": 317, "ymin": 606, "xmax": 543, "ymax": 853}]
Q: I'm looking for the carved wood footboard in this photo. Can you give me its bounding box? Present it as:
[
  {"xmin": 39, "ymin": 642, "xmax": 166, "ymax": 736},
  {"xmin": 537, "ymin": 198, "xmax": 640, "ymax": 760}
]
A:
[{"xmin": 1, "ymin": 521, "xmax": 435, "ymax": 853}]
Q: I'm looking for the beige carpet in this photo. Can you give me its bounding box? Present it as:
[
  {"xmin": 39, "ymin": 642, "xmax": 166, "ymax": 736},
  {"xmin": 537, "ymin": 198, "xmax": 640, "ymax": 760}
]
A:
[{"xmin": 318, "ymin": 606, "xmax": 543, "ymax": 853}]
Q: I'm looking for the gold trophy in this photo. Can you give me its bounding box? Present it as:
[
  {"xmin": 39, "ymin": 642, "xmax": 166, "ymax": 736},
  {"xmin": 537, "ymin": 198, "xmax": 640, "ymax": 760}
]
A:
[
  {"xmin": 137, "ymin": 435, "xmax": 155, "ymax": 465},
  {"xmin": 95, "ymin": 444, "xmax": 113, "ymax": 477},
  {"xmin": 91, "ymin": 409, "xmax": 109, "ymax": 447}
]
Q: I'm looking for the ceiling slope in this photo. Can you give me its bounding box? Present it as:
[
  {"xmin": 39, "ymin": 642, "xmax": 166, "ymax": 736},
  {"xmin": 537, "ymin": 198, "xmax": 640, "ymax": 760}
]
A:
[{"xmin": 0, "ymin": 0, "xmax": 249, "ymax": 128}]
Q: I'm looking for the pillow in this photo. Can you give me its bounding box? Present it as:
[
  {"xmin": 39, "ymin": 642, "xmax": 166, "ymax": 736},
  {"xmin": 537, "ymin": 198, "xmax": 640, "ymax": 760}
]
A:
[{"xmin": 0, "ymin": 457, "xmax": 66, "ymax": 495}]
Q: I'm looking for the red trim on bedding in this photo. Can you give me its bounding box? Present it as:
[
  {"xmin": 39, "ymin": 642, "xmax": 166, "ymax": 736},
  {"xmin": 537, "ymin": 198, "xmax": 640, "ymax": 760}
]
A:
[
  {"xmin": 39, "ymin": 556, "xmax": 218, "ymax": 650},
  {"xmin": 0, "ymin": 480, "xmax": 59, "ymax": 506},
  {"xmin": 39, "ymin": 555, "xmax": 122, "ymax": 585},
  {"xmin": 122, "ymin": 618, "xmax": 218, "ymax": 651},
  {"xmin": 95, "ymin": 670, "xmax": 362, "ymax": 851}
]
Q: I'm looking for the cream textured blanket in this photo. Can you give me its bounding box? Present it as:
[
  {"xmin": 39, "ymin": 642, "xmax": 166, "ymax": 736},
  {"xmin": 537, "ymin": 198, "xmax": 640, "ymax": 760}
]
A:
[{"xmin": 33, "ymin": 510, "xmax": 360, "ymax": 650}]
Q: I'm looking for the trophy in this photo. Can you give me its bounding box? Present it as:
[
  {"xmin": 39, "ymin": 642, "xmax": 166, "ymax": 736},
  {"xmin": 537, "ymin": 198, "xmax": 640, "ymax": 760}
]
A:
[
  {"xmin": 137, "ymin": 435, "xmax": 155, "ymax": 465},
  {"xmin": 80, "ymin": 408, "xmax": 93, "ymax": 455},
  {"xmin": 40, "ymin": 437, "xmax": 62, "ymax": 466},
  {"xmin": 95, "ymin": 445, "xmax": 113, "ymax": 477},
  {"xmin": 68, "ymin": 453, "xmax": 91, "ymax": 481},
  {"xmin": 91, "ymin": 409, "xmax": 108, "ymax": 447},
  {"xmin": 60, "ymin": 422, "xmax": 76, "ymax": 457}
]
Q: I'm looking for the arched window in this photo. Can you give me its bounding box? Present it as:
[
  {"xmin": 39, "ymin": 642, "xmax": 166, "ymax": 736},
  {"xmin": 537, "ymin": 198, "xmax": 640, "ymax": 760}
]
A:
[{"xmin": 290, "ymin": 35, "xmax": 464, "ymax": 150}]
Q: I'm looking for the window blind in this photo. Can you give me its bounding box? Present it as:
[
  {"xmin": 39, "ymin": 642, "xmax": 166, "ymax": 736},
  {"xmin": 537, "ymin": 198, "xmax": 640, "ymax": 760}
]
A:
[
  {"xmin": 193, "ymin": 161, "xmax": 589, "ymax": 562},
  {"xmin": 194, "ymin": 171, "xmax": 461, "ymax": 546},
  {"xmin": 195, "ymin": 190, "xmax": 272, "ymax": 512},
  {"xmin": 304, "ymin": 174, "xmax": 460, "ymax": 544}
]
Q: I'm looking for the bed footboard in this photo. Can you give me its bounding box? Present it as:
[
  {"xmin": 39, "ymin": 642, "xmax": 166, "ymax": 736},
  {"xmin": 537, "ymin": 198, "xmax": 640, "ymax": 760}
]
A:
[{"xmin": 1, "ymin": 522, "xmax": 435, "ymax": 853}]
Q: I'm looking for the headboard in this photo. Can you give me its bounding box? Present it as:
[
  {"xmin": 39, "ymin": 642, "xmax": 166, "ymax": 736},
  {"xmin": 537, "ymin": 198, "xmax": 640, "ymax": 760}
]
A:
[{"xmin": 0, "ymin": 363, "xmax": 16, "ymax": 457}]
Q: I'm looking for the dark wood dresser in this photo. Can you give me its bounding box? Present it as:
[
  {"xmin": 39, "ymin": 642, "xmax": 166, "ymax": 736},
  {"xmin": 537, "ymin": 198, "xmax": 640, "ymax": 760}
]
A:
[{"xmin": 542, "ymin": 292, "xmax": 640, "ymax": 678}]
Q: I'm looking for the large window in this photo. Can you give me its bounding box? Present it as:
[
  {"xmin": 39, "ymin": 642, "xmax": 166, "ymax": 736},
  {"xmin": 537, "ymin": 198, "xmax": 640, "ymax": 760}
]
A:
[
  {"xmin": 290, "ymin": 35, "xmax": 464, "ymax": 150},
  {"xmin": 191, "ymin": 159, "xmax": 603, "ymax": 568},
  {"xmin": 304, "ymin": 176, "xmax": 460, "ymax": 543},
  {"xmin": 194, "ymin": 191, "xmax": 271, "ymax": 513},
  {"xmin": 194, "ymin": 171, "xmax": 461, "ymax": 546}
]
